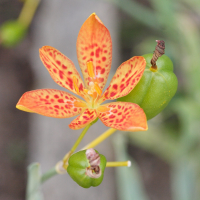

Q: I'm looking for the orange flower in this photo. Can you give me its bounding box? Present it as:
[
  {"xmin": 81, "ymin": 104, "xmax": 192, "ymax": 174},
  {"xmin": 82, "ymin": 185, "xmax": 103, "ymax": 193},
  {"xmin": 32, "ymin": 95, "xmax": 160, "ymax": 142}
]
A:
[{"xmin": 16, "ymin": 13, "xmax": 147, "ymax": 131}]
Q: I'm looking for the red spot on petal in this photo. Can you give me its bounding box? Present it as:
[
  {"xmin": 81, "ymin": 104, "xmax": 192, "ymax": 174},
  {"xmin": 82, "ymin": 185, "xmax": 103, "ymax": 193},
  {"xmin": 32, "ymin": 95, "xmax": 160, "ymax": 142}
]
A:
[
  {"xmin": 68, "ymin": 71, "xmax": 72, "ymax": 75},
  {"xmin": 53, "ymin": 69, "xmax": 57, "ymax": 73},
  {"xmin": 54, "ymin": 95, "xmax": 59, "ymax": 98},
  {"xmin": 54, "ymin": 105, "xmax": 59, "ymax": 109},
  {"xmin": 112, "ymin": 84, "xmax": 118, "ymax": 90},
  {"xmin": 58, "ymin": 99, "xmax": 64, "ymax": 103},
  {"xmin": 112, "ymin": 109, "xmax": 117, "ymax": 113},
  {"xmin": 95, "ymin": 48, "xmax": 102, "ymax": 58},
  {"xmin": 96, "ymin": 66, "xmax": 101, "ymax": 70},
  {"xmin": 56, "ymin": 60, "xmax": 61, "ymax": 66},
  {"xmin": 109, "ymin": 114, "xmax": 115, "ymax": 119},
  {"xmin": 101, "ymin": 68, "xmax": 105, "ymax": 74},
  {"xmin": 102, "ymin": 57, "xmax": 106, "ymax": 62},
  {"xmin": 104, "ymin": 91, "xmax": 109, "ymax": 98},
  {"xmin": 90, "ymin": 52, "xmax": 94, "ymax": 56},
  {"xmin": 59, "ymin": 70, "xmax": 64, "ymax": 79},
  {"xmin": 65, "ymin": 105, "xmax": 72, "ymax": 109},
  {"xmin": 116, "ymin": 118, "xmax": 123, "ymax": 123},
  {"xmin": 67, "ymin": 78, "xmax": 73, "ymax": 90},
  {"xmin": 46, "ymin": 95, "xmax": 49, "ymax": 99},
  {"xmin": 79, "ymin": 83, "xmax": 83, "ymax": 91},
  {"xmin": 110, "ymin": 92, "xmax": 117, "ymax": 97},
  {"xmin": 46, "ymin": 63, "xmax": 51, "ymax": 69},
  {"xmin": 62, "ymin": 64, "xmax": 67, "ymax": 69}
]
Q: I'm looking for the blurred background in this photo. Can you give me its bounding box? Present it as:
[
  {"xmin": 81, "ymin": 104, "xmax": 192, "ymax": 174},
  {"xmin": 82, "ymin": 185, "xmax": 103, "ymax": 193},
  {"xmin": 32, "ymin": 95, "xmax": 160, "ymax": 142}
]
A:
[{"xmin": 0, "ymin": 0, "xmax": 200, "ymax": 200}]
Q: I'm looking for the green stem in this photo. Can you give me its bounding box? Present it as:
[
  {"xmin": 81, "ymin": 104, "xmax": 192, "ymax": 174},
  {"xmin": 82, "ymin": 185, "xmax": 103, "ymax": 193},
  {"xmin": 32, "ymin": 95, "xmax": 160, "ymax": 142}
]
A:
[
  {"xmin": 18, "ymin": 0, "xmax": 40, "ymax": 27},
  {"xmin": 82, "ymin": 128, "xmax": 117, "ymax": 150},
  {"xmin": 63, "ymin": 123, "xmax": 92, "ymax": 164},
  {"xmin": 71, "ymin": 124, "xmax": 92, "ymax": 152},
  {"xmin": 40, "ymin": 167, "xmax": 57, "ymax": 184}
]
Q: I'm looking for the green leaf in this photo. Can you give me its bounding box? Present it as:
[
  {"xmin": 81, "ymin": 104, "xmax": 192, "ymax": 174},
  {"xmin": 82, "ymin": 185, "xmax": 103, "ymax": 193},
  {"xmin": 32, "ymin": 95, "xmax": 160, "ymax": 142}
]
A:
[
  {"xmin": 26, "ymin": 163, "xmax": 43, "ymax": 200},
  {"xmin": 113, "ymin": 133, "xmax": 149, "ymax": 200}
]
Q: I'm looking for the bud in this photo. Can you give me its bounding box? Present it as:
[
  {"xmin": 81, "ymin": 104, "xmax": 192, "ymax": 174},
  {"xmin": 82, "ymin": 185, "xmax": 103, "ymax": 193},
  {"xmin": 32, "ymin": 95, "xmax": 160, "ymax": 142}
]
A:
[
  {"xmin": 118, "ymin": 47, "xmax": 178, "ymax": 120},
  {"xmin": 67, "ymin": 149, "xmax": 107, "ymax": 188},
  {"xmin": 0, "ymin": 20, "xmax": 27, "ymax": 48}
]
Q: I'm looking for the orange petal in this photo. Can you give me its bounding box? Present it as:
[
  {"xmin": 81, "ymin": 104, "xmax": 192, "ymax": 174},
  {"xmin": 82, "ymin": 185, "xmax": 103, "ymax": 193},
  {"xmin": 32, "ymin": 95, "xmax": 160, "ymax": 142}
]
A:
[
  {"xmin": 69, "ymin": 108, "xmax": 97, "ymax": 130},
  {"xmin": 39, "ymin": 46, "xmax": 87, "ymax": 99},
  {"xmin": 77, "ymin": 13, "xmax": 112, "ymax": 90},
  {"xmin": 16, "ymin": 89, "xmax": 87, "ymax": 118},
  {"xmin": 99, "ymin": 56, "xmax": 146, "ymax": 102},
  {"xmin": 97, "ymin": 102, "xmax": 148, "ymax": 132}
]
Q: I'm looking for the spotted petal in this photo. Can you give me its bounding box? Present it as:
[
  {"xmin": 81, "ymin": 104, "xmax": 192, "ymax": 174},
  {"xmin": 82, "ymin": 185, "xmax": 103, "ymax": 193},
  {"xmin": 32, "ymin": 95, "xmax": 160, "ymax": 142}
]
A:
[
  {"xmin": 77, "ymin": 13, "xmax": 112, "ymax": 90},
  {"xmin": 69, "ymin": 109, "xmax": 97, "ymax": 130},
  {"xmin": 97, "ymin": 102, "xmax": 147, "ymax": 131},
  {"xmin": 99, "ymin": 56, "xmax": 146, "ymax": 102},
  {"xmin": 16, "ymin": 89, "xmax": 87, "ymax": 118},
  {"xmin": 39, "ymin": 46, "xmax": 87, "ymax": 98}
]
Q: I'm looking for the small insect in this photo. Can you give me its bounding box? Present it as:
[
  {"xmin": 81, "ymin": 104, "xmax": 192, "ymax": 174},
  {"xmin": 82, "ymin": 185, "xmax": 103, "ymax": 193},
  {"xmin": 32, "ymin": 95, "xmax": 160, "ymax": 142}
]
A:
[{"xmin": 151, "ymin": 40, "xmax": 165, "ymax": 68}]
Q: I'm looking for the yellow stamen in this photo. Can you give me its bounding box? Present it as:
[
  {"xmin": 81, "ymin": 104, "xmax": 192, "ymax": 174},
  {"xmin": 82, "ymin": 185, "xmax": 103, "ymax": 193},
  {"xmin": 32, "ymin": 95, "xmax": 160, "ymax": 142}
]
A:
[
  {"xmin": 97, "ymin": 106, "xmax": 110, "ymax": 112},
  {"xmin": 106, "ymin": 161, "xmax": 131, "ymax": 167},
  {"xmin": 87, "ymin": 61, "xmax": 95, "ymax": 78},
  {"xmin": 73, "ymin": 76, "xmax": 79, "ymax": 94},
  {"xmin": 92, "ymin": 91, "xmax": 97, "ymax": 100},
  {"xmin": 94, "ymin": 82, "xmax": 102, "ymax": 96},
  {"xmin": 84, "ymin": 89, "xmax": 88, "ymax": 93},
  {"xmin": 74, "ymin": 101, "xmax": 87, "ymax": 107}
]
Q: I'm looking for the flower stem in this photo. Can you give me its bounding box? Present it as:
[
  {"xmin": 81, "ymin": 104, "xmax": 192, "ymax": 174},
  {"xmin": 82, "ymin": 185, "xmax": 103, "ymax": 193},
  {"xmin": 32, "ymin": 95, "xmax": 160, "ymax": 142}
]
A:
[
  {"xmin": 82, "ymin": 128, "xmax": 117, "ymax": 150},
  {"xmin": 63, "ymin": 123, "xmax": 92, "ymax": 165},
  {"xmin": 106, "ymin": 161, "xmax": 131, "ymax": 167},
  {"xmin": 18, "ymin": 0, "xmax": 40, "ymax": 27}
]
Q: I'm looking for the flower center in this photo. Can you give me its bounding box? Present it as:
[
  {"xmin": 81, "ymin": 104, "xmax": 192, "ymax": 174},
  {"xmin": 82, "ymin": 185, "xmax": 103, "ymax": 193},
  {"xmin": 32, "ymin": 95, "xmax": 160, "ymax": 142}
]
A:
[
  {"xmin": 86, "ymin": 61, "xmax": 102, "ymax": 96},
  {"xmin": 72, "ymin": 61, "xmax": 102, "ymax": 109},
  {"xmin": 84, "ymin": 61, "xmax": 103, "ymax": 108}
]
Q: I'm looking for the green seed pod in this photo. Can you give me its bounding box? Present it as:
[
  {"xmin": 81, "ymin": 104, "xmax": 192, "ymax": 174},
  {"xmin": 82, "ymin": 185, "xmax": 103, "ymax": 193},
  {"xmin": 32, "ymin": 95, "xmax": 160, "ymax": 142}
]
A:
[
  {"xmin": 67, "ymin": 148, "xmax": 107, "ymax": 188},
  {"xmin": 118, "ymin": 51, "xmax": 178, "ymax": 120},
  {"xmin": 0, "ymin": 20, "xmax": 27, "ymax": 48}
]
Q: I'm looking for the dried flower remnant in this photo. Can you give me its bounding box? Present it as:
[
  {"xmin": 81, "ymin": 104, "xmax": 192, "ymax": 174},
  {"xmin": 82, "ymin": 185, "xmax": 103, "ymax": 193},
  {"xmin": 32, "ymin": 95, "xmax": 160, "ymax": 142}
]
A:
[
  {"xmin": 86, "ymin": 148, "xmax": 101, "ymax": 178},
  {"xmin": 151, "ymin": 40, "xmax": 165, "ymax": 70}
]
